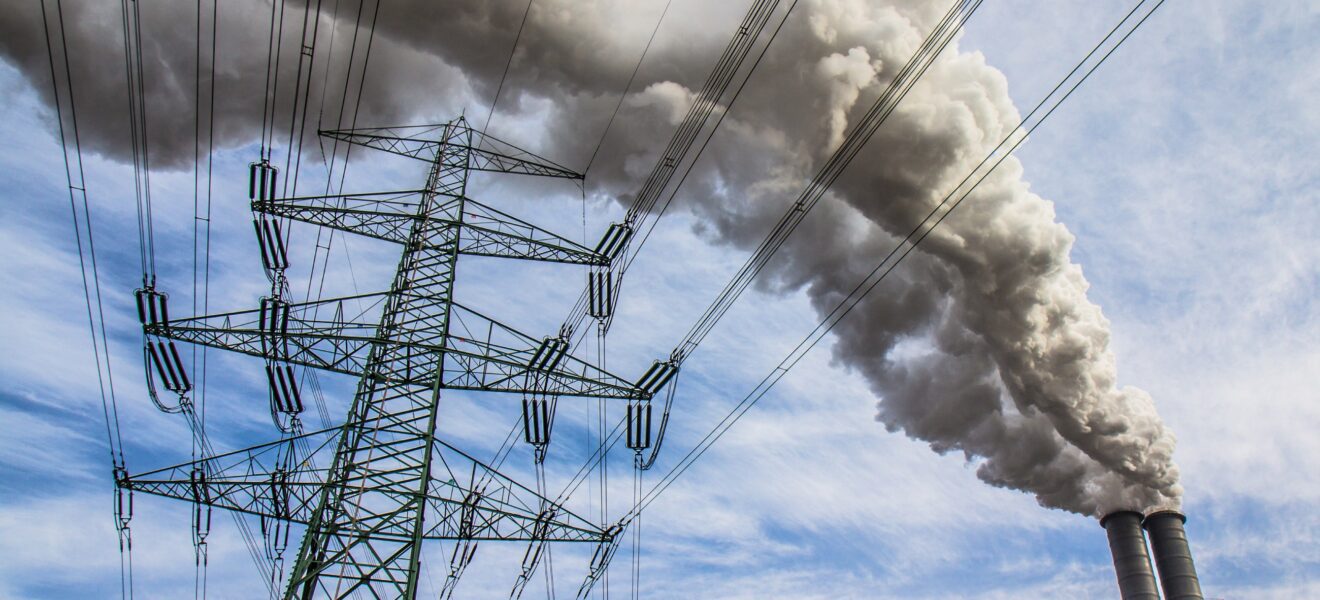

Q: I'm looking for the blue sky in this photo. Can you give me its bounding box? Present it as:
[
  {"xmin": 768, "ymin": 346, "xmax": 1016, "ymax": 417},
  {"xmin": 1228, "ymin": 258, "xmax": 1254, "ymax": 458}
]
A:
[{"xmin": 1, "ymin": 1, "xmax": 1318, "ymax": 598}]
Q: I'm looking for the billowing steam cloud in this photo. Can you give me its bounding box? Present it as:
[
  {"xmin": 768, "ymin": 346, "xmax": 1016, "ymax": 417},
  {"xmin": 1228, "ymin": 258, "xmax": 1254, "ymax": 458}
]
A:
[{"xmin": 4, "ymin": 0, "xmax": 1179, "ymax": 516}]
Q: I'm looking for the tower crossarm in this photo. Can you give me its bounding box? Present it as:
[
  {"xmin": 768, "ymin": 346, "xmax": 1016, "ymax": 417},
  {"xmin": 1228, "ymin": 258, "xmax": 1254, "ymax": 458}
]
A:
[
  {"xmin": 147, "ymin": 291, "xmax": 388, "ymax": 377},
  {"xmin": 117, "ymin": 424, "xmax": 609, "ymax": 543},
  {"xmin": 149, "ymin": 296, "xmax": 648, "ymax": 400},
  {"xmin": 319, "ymin": 123, "xmax": 583, "ymax": 180},
  {"xmin": 255, "ymin": 191, "xmax": 606, "ymax": 265}
]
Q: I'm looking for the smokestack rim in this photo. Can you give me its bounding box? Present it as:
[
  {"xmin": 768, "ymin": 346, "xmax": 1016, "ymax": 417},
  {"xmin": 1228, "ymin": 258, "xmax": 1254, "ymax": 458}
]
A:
[
  {"xmin": 1141, "ymin": 509, "xmax": 1187, "ymax": 528},
  {"xmin": 1099, "ymin": 509, "xmax": 1146, "ymax": 529}
]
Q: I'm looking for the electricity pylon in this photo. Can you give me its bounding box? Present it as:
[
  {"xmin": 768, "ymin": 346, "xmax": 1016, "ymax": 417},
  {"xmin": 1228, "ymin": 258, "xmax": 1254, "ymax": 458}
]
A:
[{"xmin": 120, "ymin": 117, "xmax": 652, "ymax": 598}]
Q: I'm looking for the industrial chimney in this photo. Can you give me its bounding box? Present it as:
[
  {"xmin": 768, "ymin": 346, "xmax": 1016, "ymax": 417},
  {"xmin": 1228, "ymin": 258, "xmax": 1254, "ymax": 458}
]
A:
[
  {"xmin": 1143, "ymin": 510, "xmax": 1204, "ymax": 600},
  {"xmin": 1100, "ymin": 510, "xmax": 1161, "ymax": 600}
]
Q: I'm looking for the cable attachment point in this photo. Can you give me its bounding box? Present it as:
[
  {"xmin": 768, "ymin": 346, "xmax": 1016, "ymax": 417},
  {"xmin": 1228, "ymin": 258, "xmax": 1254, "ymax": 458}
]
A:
[
  {"xmin": 248, "ymin": 160, "xmax": 278, "ymax": 202},
  {"xmin": 134, "ymin": 287, "xmax": 170, "ymax": 328},
  {"xmin": 577, "ymin": 523, "xmax": 625, "ymax": 600},
  {"xmin": 189, "ymin": 467, "xmax": 213, "ymax": 552},
  {"xmin": 253, "ymin": 216, "xmax": 289, "ymax": 271},
  {"xmin": 113, "ymin": 466, "xmax": 134, "ymax": 549},
  {"xmin": 528, "ymin": 337, "xmax": 569, "ymax": 373},
  {"xmin": 525, "ymin": 336, "xmax": 568, "ymax": 462},
  {"xmin": 458, "ymin": 488, "xmax": 483, "ymax": 539},
  {"xmin": 594, "ymin": 222, "xmax": 633, "ymax": 264},
  {"xmin": 522, "ymin": 395, "xmax": 555, "ymax": 452},
  {"xmin": 634, "ymin": 360, "xmax": 678, "ymax": 396},
  {"xmin": 442, "ymin": 488, "xmax": 483, "ymax": 600},
  {"xmin": 261, "ymin": 467, "xmax": 292, "ymax": 582},
  {"xmin": 260, "ymin": 295, "xmax": 301, "ymax": 424},
  {"xmin": 509, "ymin": 507, "xmax": 558, "ymax": 599},
  {"xmin": 258, "ymin": 296, "xmax": 291, "ymax": 357},
  {"xmin": 146, "ymin": 339, "xmax": 192, "ymax": 394},
  {"xmin": 588, "ymin": 268, "xmax": 614, "ymax": 319},
  {"xmin": 626, "ymin": 401, "xmax": 652, "ymax": 453},
  {"xmin": 266, "ymin": 363, "xmax": 304, "ymax": 416}
]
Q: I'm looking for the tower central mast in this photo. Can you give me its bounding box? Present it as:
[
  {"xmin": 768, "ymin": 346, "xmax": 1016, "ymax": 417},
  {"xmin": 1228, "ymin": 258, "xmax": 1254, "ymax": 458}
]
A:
[{"xmin": 286, "ymin": 118, "xmax": 472, "ymax": 598}]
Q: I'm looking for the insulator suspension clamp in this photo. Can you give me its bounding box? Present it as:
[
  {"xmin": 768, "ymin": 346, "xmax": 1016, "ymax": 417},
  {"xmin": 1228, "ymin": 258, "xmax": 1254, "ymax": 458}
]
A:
[
  {"xmin": 593, "ymin": 222, "xmax": 633, "ymax": 263},
  {"xmin": 146, "ymin": 338, "xmax": 192, "ymax": 394},
  {"xmin": 588, "ymin": 269, "xmax": 615, "ymax": 319},
  {"xmin": 134, "ymin": 287, "xmax": 170, "ymax": 328},
  {"xmin": 266, "ymin": 362, "xmax": 304, "ymax": 415},
  {"xmin": 634, "ymin": 360, "xmax": 679, "ymax": 396},
  {"xmin": 528, "ymin": 337, "xmax": 569, "ymax": 372},
  {"xmin": 626, "ymin": 401, "xmax": 653, "ymax": 451},
  {"xmin": 521, "ymin": 396, "xmax": 554, "ymax": 447},
  {"xmin": 248, "ymin": 160, "xmax": 278, "ymax": 202},
  {"xmin": 253, "ymin": 216, "xmax": 289, "ymax": 271}
]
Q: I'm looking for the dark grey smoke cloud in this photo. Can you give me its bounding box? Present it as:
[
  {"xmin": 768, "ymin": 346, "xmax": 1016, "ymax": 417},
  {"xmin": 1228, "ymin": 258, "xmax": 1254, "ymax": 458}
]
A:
[
  {"xmin": 4, "ymin": 0, "xmax": 1180, "ymax": 516},
  {"xmin": 672, "ymin": 0, "xmax": 1181, "ymax": 515},
  {"xmin": 1, "ymin": 0, "xmax": 725, "ymax": 170}
]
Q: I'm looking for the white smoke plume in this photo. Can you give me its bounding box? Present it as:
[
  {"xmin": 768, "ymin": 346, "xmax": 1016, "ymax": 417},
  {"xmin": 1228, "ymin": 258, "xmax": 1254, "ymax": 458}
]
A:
[{"xmin": 3, "ymin": 0, "xmax": 1180, "ymax": 516}]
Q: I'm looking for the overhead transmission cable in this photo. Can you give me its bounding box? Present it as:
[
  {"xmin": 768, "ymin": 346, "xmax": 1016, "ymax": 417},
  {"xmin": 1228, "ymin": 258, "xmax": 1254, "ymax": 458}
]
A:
[
  {"xmin": 475, "ymin": 0, "xmax": 791, "ymax": 540},
  {"xmin": 557, "ymin": 0, "xmax": 786, "ymax": 344},
  {"xmin": 296, "ymin": 0, "xmax": 383, "ymax": 434},
  {"xmin": 110, "ymin": 0, "xmax": 283, "ymax": 588},
  {"xmin": 551, "ymin": 0, "xmax": 966, "ymax": 514},
  {"xmin": 279, "ymin": 0, "xmax": 325, "ymax": 201},
  {"xmin": 552, "ymin": 0, "xmax": 964, "ymax": 508},
  {"xmin": 483, "ymin": 0, "xmax": 536, "ymax": 134},
  {"xmin": 189, "ymin": 1, "xmax": 222, "ymax": 595},
  {"xmin": 628, "ymin": 0, "xmax": 1169, "ymax": 521},
  {"xmin": 119, "ymin": 0, "xmax": 156, "ymax": 286},
  {"xmin": 553, "ymin": 4, "xmax": 797, "ymax": 595},
  {"xmin": 581, "ymin": 0, "xmax": 674, "ymax": 178},
  {"xmin": 41, "ymin": 0, "xmax": 133, "ymax": 596},
  {"xmin": 521, "ymin": 0, "xmax": 791, "ymax": 464},
  {"xmin": 299, "ymin": 0, "xmax": 358, "ymax": 430},
  {"xmin": 670, "ymin": 0, "xmax": 978, "ymax": 364},
  {"xmin": 589, "ymin": 0, "xmax": 808, "ymax": 343},
  {"xmin": 552, "ymin": 0, "xmax": 1162, "ymax": 539},
  {"xmin": 260, "ymin": 0, "xmax": 288, "ymax": 162},
  {"xmin": 539, "ymin": 0, "xmax": 791, "ymax": 491},
  {"xmin": 460, "ymin": 6, "xmax": 793, "ymax": 593},
  {"xmin": 251, "ymin": 0, "xmax": 344, "ymax": 588}
]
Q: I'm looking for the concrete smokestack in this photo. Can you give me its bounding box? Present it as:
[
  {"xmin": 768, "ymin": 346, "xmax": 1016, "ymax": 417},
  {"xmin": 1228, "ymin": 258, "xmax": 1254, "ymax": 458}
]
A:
[
  {"xmin": 1143, "ymin": 510, "xmax": 1204, "ymax": 599},
  {"xmin": 1100, "ymin": 510, "xmax": 1161, "ymax": 600}
]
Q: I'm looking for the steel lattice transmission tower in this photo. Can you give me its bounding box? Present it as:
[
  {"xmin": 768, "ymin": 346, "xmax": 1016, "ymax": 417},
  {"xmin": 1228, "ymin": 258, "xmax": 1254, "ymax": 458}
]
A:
[{"xmin": 120, "ymin": 116, "xmax": 653, "ymax": 598}]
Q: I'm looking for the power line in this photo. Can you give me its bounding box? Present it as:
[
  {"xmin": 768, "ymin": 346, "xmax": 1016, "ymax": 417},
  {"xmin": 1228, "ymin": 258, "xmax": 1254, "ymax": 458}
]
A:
[
  {"xmin": 669, "ymin": 0, "xmax": 979, "ymax": 364},
  {"xmin": 581, "ymin": 0, "xmax": 674, "ymax": 177},
  {"xmin": 301, "ymin": 0, "xmax": 383, "ymax": 433},
  {"xmin": 119, "ymin": 0, "xmax": 156, "ymax": 286},
  {"xmin": 597, "ymin": 0, "xmax": 809, "ymax": 339},
  {"xmin": 482, "ymin": 0, "xmax": 797, "ymax": 522},
  {"xmin": 463, "ymin": 8, "xmax": 801, "ymax": 580},
  {"xmin": 483, "ymin": 0, "xmax": 535, "ymax": 134},
  {"xmin": 41, "ymin": 1, "xmax": 132, "ymax": 596},
  {"xmin": 190, "ymin": 2, "xmax": 220, "ymax": 596},
  {"xmin": 629, "ymin": 0, "xmax": 1169, "ymax": 520},
  {"xmin": 558, "ymin": 0, "xmax": 788, "ymax": 344}
]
